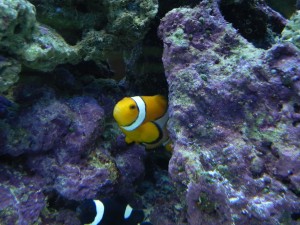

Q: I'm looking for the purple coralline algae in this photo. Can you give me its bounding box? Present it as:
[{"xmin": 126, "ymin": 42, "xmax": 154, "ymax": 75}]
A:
[
  {"xmin": 1, "ymin": 96, "xmax": 104, "ymax": 158},
  {"xmin": 19, "ymin": 96, "xmax": 118, "ymax": 201},
  {"xmin": 0, "ymin": 82, "xmax": 147, "ymax": 223},
  {"xmin": 0, "ymin": 0, "xmax": 156, "ymax": 223},
  {"xmin": 0, "ymin": 165, "xmax": 45, "ymax": 225},
  {"xmin": 1, "ymin": 0, "xmax": 300, "ymax": 224},
  {"xmin": 159, "ymin": 0, "xmax": 300, "ymax": 224},
  {"xmin": 114, "ymin": 137, "xmax": 148, "ymax": 197}
]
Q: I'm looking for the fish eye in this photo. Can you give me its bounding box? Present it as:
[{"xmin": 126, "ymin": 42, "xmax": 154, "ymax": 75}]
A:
[{"xmin": 129, "ymin": 104, "xmax": 136, "ymax": 110}]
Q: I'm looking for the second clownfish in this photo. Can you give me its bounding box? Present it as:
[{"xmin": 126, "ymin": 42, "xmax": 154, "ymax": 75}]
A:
[{"xmin": 113, "ymin": 95, "xmax": 171, "ymax": 150}]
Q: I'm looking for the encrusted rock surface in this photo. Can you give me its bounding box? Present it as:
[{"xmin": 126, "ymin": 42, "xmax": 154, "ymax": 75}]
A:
[
  {"xmin": 0, "ymin": 0, "xmax": 36, "ymax": 54},
  {"xmin": 1, "ymin": 0, "xmax": 158, "ymax": 224},
  {"xmin": 282, "ymin": 10, "xmax": 300, "ymax": 49},
  {"xmin": 0, "ymin": 57, "xmax": 21, "ymax": 93},
  {"xmin": 1, "ymin": 96, "xmax": 105, "ymax": 157},
  {"xmin": 159, "ymin": 0, "xmax": 300, "ymax": 224},
  {"xmin": 0, "ymin": 0, "xmax": 300, "ymax": 224},
  {"xmin": 0, "ymin": 165, "xmax": 46, "ymax": 225},
  {"xmin": 0, "ymin": 75, "xmax": 147, "ymax": 223},
  {"xmin": 0, "ymin": 0, "xmax": 78, "ymax": 74},
  {"xmin": 0, "ymin": 0, "xmax": 158, "ymax": 88}
]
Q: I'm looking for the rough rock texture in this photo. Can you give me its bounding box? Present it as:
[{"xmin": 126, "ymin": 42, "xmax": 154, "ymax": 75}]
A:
[
  {"xmin": 114, "ymin": 137, "xmax": 147, "ymax": 197},
  {"xmin": 1, "ymin": 93, "xmax": 120, "ymax": 200},
  {"xmin": 77, "ymin": 0, "xmax": 158, "ymax": 61},
  {"xmin": 0, "ymin": 0, "xmax": 79, "ymax": 73},
  {"xmin": 282, "ymin": 10, "xmax": 300, "ymax": 49},
  {"xmin": 0, "ymin": 73, "xmax": 148, "ymax": 223},
  {"xmin": 29, "ymin": 0, "xmax": 158, "ymax": 47},
  {"xmin": 219, "ymin": 0, "xmax": 287, "ymax": 49},
  {"xmin": 1, "ymin": 96, "xmax": 104, "ymax": 157},
  {"xmin": 0, "ymin": 0, "xmax": 36, "ymax": 54},
  {"xmin": 159, "ymin": 0, "xmax": 300, "ymax": 224},
  {"xmin": 0, "ymin": 165, "xmax": 46, "ymax": 225},
  {"xmin": 0, "ymin": 0, "xmax": 158, "ymax": 93},
  {"xmin": 22, "ymin": 25, "xmax": 79, "ymax": 71},
  {"xmin": 1, "ymin": 0, "xmax": 300, "ymax": 224},
  {"xmin": 0, "ymin": 0, "xmax": 157, "ymax": 223},
  {"xmin": 139, "ymin": 168, "xmax": 185, "ymax": 225},
  {"xmin": 0, "ymin": 57, "xmax": 21, "ymax": 93},
  {"xmin": 0, "ymin": 0, "xmax": 158, "ymax": 71}
]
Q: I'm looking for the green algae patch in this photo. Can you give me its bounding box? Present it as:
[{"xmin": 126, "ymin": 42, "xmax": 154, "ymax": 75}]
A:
[
  {"xmin": 0, "ymin": 58, "xmax": 21, "ymax": 93},
  {"xmin": 281, "ymin": 10, "xmax": 300, "ymax": 49},
  {"xmin": 88, "ymin": 150, "xmax": 119, "ymax": 181},
  {"xmin": 166, "ymin": 28, "xmax": 189, "ymax": 47},
  {"xmin": 22, "ymin": 24, "xmax": 80, "ymax": 71},
  {"xmin": 216, "ymin": 165, "xmax": 232, "ymax": 180},
  {"xmin": 197, "ymin": 192, "xmax": 218, "ymax": 213},
  {"xmin": 1, "ymin": 0, "xmax": 158, "ymax": 73}
]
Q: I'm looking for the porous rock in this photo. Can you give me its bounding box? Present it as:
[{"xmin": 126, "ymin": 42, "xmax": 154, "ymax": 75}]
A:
[
  {"xmin": 281, "ymin": 10, "xmax": 300, "ymax": 49},
  {"xmin": 159, "ymin": 0, "xmax": 300, "ymax": 224},
  {"xmin": 0, "ymin": 165, "xmax": 46, "ymax": 225}
]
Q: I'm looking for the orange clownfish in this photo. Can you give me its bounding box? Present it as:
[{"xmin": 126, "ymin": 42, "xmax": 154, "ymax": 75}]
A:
[{"xmin": 113, "ymin": 95, "xmax": 171, "ymax": 150}]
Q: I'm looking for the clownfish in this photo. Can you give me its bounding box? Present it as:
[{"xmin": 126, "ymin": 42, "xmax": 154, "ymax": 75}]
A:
[
  {"xmin": 76, "ymin": 198, "xmax": 152, "ymax": 225},
  {"xmin": 113, "ymin": 95, "xmax": 171, "ymax": 150}
]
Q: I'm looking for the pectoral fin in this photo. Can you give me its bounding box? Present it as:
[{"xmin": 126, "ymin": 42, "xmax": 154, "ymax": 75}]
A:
[{"xmin": 125, "ymin": 136, "xmax": 134, "ymax": 144}]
